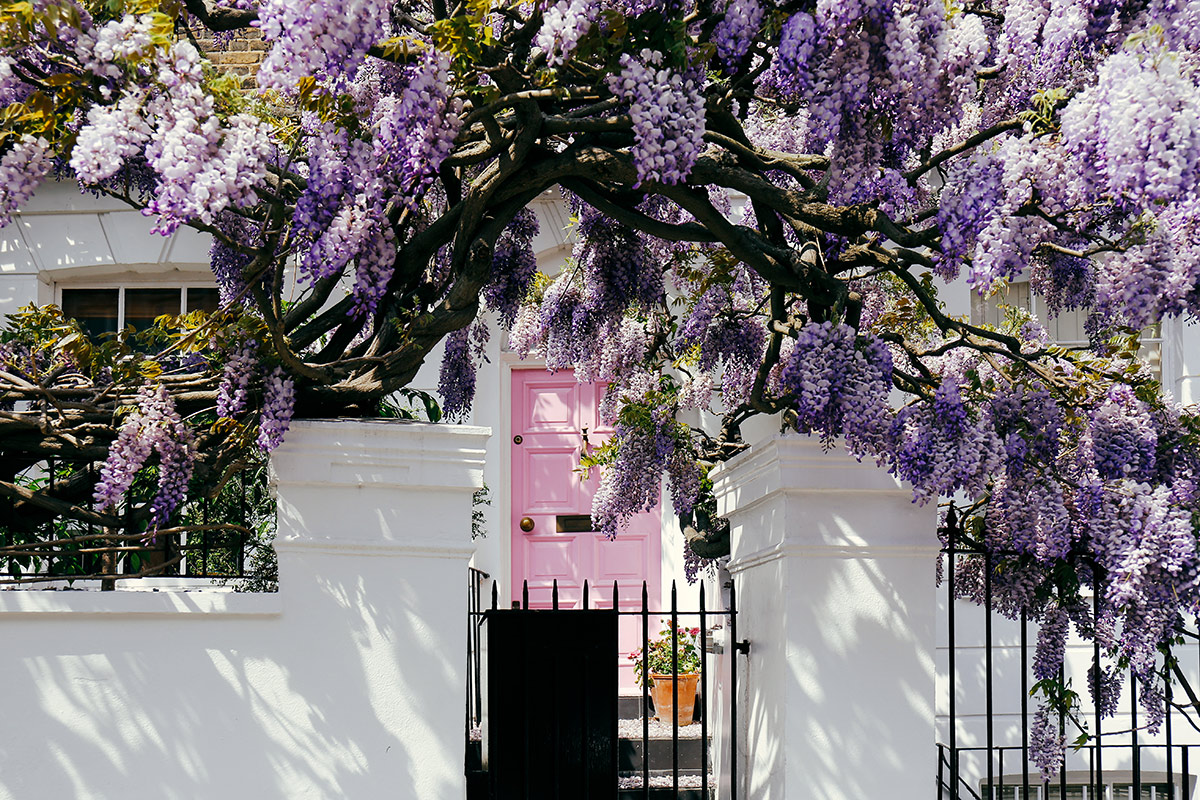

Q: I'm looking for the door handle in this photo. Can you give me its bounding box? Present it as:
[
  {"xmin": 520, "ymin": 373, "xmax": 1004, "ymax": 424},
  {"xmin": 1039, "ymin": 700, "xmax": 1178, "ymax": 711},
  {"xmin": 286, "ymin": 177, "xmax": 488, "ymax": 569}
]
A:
[{"xmin": 520, "ymin": 517, "xmax": 535, "ymax": 532}]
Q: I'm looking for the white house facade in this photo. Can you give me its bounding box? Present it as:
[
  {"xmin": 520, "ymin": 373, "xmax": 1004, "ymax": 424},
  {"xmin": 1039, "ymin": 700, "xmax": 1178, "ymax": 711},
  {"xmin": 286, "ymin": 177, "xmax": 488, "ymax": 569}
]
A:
[{"xmin": 2, "ymin": 181, "xmax": 1200, "ymax": 800}]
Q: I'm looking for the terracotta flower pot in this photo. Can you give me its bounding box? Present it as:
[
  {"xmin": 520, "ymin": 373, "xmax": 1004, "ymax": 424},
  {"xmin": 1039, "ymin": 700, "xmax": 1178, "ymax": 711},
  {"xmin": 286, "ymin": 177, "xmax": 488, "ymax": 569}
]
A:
[{"xmin": 649, "ymin": 672, "xmax": 700, "ymax": 726}]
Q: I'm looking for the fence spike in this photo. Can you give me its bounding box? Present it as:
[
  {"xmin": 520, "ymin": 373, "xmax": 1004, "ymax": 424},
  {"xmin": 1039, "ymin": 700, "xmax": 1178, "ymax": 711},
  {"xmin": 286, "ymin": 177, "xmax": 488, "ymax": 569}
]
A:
[
  {"xmin": 522, "ymin": 580, "xmax": 529, "ymax": 610},
  {"xmin": 491, "ymin": 580, "xmax": 498, "ymax": 611},
  {"xmin": 641, "ymin": 579, "xmax": 650, "ymax": 800},
  {"xmin": 582, "ymin": 580, "xmax": 589, "ymax": 610},
  {"xmin": 730, "ymin": 577, "xmax": 739, "ymax": 800},
  {"xmin": 700, "ymin": 579, "xmax": 708, "ymax": 800},
  {"xmin": 1167, "ymin": 645, "xmax": 1175, "ymax": 800},
  {"xmin": 670, "ymin": 578, "xmax": 679, "ymax": 794},
  {"xmin": 552, "ymin": 579, "xmax": 559, "ymax": 610}
]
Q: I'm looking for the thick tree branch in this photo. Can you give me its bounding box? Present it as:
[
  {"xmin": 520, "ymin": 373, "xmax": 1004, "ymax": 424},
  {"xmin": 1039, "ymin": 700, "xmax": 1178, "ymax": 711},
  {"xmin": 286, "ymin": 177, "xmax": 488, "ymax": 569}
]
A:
[
  {"xmin": 904, "ymin": 119, "xmax": 1023, "ymax": 183},
  {"xmin": 183, "ymin": 0, "xmax": 257, "ymax": 31}
]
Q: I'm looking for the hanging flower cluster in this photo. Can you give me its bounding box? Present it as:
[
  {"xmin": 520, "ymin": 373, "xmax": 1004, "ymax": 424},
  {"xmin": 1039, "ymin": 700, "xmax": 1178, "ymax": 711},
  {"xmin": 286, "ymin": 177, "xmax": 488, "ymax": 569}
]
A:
[
  {"xmin": 607, "ymin": 50, "xmax": 706, "ymax": 187},
  {"xmin": 94, "ymin": 384, "xmax": 197, "ymax": 529}
]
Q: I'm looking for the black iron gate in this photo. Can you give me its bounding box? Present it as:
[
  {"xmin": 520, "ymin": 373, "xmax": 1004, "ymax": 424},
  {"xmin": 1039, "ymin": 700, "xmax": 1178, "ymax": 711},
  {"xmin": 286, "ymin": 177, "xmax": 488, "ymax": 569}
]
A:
[
  {"xmin": 938, "ymin": 507, "xmax": 1200, "ymax": 800},
  {"xmin": 488, "ymin": 605, "xmax": 619, "ymax": 798},
  {"xmin": 467, "ymin": 572, "xmax": 743, "ymax": 800}
]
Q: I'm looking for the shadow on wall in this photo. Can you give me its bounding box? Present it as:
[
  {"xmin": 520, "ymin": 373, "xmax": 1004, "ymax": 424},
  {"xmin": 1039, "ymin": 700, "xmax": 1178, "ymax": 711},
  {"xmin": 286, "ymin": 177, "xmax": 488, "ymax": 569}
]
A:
[
  {"xmin": 741, "ymin": 536, "xmax": 936, "ymax": 800},
  {"xmin": 0, "ymin": 558, "xmax": 464, "ymax": 800}
]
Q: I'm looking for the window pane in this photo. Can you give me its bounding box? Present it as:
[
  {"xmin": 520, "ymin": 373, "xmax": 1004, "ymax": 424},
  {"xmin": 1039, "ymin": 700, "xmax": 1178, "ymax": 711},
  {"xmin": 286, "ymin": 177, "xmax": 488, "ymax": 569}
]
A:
[
  {"xmin": 125, "ymin": 288, "xmax": 182, "ymax": 332},
  {"xmin": 974, "ymin": 282, "xmax": 1033, "ymax": 329},
  {"xmin": 186, "ymin": 287, "xmax": 220, "ymax": 314},
  {"xmin": 61, "ymin": 289, "xmax": 119, "ymax": 339},
  {"xmin": 1050, "ymin": 308, "xmax": 1088, "ymax": 345}
]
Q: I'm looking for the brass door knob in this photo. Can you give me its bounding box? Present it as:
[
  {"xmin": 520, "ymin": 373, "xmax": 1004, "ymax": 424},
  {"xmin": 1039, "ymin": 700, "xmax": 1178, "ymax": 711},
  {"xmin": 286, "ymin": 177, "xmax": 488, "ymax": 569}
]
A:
[{"xmin": 520, "ymin": 517, "xmax": 535, "ymax": 532}]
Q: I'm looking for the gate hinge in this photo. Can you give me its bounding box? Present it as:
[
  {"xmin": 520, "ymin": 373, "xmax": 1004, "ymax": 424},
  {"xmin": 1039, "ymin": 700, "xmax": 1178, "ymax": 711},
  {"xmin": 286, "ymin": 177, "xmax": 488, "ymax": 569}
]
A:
[{"xmin": 734, "ymin": 639, "xmax": 751, "ymax": 655}]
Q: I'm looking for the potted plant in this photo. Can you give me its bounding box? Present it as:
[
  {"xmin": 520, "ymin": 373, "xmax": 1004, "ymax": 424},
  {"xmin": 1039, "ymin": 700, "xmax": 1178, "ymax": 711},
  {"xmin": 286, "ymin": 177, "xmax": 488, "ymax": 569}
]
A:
[{"xmin": 629, "ymin": 621, "xmax": 703, "ymax": 725}]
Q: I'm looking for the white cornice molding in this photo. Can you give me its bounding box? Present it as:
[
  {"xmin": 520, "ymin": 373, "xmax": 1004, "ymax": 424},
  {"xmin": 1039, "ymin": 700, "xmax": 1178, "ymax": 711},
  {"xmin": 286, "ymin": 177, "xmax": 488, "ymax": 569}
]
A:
[
  {"xmin": 729, "ymin": 540, "xmax": 941, "ymax": 574},
  {"xmin": 711, "ymin": 434, "xmax": 911, "ymax": 517},
  {"xmin": 0, "ymin": 589, "xmax": 282, "ymax": 617},
  {"xmin": 271, "ymin": 419, "xmax": 490, "ymax": 491},
  {"xmin": 273, "ymin": 538, "xmax": 476, "ymax": 560}
]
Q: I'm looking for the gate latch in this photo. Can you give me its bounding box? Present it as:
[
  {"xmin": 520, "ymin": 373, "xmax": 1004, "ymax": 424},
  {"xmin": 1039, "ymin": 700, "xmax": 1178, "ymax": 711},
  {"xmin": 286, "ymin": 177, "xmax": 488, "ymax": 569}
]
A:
[{"xmin": 734, "ymin": 639, "xmax": 752, "ymax": 655}]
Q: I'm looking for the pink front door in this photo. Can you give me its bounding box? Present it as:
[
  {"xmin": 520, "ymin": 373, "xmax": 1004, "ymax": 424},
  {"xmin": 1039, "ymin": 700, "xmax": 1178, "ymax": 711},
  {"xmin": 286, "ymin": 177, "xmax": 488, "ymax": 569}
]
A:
[{"xmin": 511, "ymin": 369, "xmax": 662, "ymax": 690}]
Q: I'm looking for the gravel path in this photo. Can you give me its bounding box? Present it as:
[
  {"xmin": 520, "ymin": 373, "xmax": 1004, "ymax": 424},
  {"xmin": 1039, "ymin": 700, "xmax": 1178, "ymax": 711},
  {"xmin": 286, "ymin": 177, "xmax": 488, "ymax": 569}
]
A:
[
  {"xmin": 618, "ymin": 718, "xmax": 704, "ymax": 739},
  {"xmin": 617, "ymin": 774, "xmax": 714, "ymax": 789}
]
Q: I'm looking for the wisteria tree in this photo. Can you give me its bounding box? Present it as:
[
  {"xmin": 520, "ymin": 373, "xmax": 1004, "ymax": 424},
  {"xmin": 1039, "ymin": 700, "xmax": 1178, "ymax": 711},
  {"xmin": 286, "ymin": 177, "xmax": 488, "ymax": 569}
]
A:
[{"xmin": 2, "ymin": 0, "xmax": 1200, "ymax": 771}]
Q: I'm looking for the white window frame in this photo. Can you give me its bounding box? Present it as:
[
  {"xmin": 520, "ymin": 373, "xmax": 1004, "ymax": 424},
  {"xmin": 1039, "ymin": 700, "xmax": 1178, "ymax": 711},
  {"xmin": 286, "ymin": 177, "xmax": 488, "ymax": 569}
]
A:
[
  {"xmin": 54, "ymin": 280, "xmax": 220, "ymax": 330},
  {"xmin": 970, "ymin": 277, "xmax": 1163, "ymax": 380}
]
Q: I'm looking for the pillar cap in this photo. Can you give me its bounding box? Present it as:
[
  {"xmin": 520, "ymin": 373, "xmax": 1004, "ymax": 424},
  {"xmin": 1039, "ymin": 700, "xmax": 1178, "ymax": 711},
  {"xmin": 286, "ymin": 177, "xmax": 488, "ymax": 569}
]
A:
[
  {"xmin": 271, "ymin": 419, "xmax": 490, "ymax": 491},
  {"xmin": 711, "ymin": 433, "xmax": 911, "ymax": 514}
]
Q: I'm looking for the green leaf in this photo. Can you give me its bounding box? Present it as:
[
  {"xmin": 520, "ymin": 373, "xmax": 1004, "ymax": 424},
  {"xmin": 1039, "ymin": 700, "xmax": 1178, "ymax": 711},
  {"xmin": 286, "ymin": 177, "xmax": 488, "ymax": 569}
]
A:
[{"xmin": 422, "ymin": 393, "xmax": 442, "ymax": 423}]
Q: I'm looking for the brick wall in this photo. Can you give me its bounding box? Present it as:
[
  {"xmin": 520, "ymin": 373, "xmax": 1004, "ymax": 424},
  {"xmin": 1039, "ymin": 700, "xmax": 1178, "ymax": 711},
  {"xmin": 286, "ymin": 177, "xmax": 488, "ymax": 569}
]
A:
[{"xmin": 194, "ymin": 28, "xmax": 267, "ymax": 81}]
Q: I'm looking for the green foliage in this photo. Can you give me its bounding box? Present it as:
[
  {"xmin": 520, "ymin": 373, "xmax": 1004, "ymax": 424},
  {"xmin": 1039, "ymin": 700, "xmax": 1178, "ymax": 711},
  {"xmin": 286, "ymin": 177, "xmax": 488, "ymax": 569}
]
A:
[
  {"xmin": 521, "ymin": 270, "xmax": 557, "ymax": 309},
  {"xmin": 471, "ymin": 483, "xmax": 490, "ymax": 540},
  {"xmin": 1031, "ymin": 674, "xmax": 1085, "ymax": 746},
  {"xmin": 866, "ymin": 272, "xmax": 941, "ymax": 338},
  {"xmin": 378, "ymin": 387, "xmax": 443, "ymax": 422},
  {"xmin": 427, "ymin": 0, "xmax": 494, "ymax": 79},
  {"xmin": 205, "ymin": 452, "xmax": 278, "ymax": 592},
  {"xmin": 578, "ymin": 381, "xmax": 692, "ymax": 477},
  {"xmin": 1020, "ymin": 87, "xmax": 1070, "ymax": 135},
  {"xmin": 0, "ymin": 303, "xmax": 270, "ymax": 391},
  {"xmin": 673, "ymin": 247, "xmax": 742, "ymax": 298},
  {"xmin": 629, "ymin": 620, "xmax": 703, "ymax": 685},
  {"xmin": 0, "ymin": 449, "xmax": 278, "ymax": 590}
]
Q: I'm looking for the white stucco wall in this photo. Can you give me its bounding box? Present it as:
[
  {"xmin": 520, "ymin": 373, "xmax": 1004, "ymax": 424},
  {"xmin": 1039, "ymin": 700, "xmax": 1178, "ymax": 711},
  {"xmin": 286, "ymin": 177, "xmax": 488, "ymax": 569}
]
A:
[
  {"xmin": 712, "ymin": 435, "xmax": 939, "ymax": 800},
  {"xmin": 1166, "ymin": 316, "xmax": 1200, "ymax": 405},
  {"xmin": 7, "ymin": 179, "xmax": 1199, "ymax": 794},
  {"xmin": 0, "ymin": 420, "xmax": 488, "ymax": 800},
  {"xmin": 0, "ymin": 180, "xmax": 214, "ymax": 309}
]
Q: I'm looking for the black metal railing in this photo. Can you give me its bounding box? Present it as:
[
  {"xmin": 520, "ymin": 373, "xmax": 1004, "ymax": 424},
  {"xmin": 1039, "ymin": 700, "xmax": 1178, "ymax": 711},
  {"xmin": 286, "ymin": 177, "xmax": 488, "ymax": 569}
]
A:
[
  {"xmin": 939, "ymin": 742, "xmax": 1194, "ymax": 800},
  {"xmin": 467, "ymin": 574, "xmax": 746, "ymax": 798},
  {"xmin": 0, "ymin": 455, "xmax": 272, "ymax": 587},
  {"xmin": 939, "ymin": 507, "xmax": 1199, "ymax": 800},
  {"xmin": 466, "ymin": 566, "xmax": 489, "ymax": 739}
]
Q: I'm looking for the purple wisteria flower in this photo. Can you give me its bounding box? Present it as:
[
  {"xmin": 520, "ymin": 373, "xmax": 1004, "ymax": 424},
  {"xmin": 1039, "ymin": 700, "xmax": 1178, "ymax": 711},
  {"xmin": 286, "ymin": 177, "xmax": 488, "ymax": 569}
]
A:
[
  {"xmin": 257, "ymin": 366, "xmax": 295, "ymax": 453},
  {"xmin": 607, "ymin": 50, "xmax": 705, "ymax": 187},
  {"xmin": 94, "ymin": 384, "xmax": 197, "ymax": 529}
]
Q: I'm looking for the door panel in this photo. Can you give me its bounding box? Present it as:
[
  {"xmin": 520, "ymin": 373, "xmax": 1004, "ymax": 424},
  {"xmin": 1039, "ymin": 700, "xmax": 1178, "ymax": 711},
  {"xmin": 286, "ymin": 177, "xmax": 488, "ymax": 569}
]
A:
[
  {"xmin": 522, "ymin": 449, "xmax": 578, "ymax": 511},
  {"xmin": 595, "ymin": 536, "xmax": 649, "ymax": 579},
  {"xmin": 511, "ymin": 369, "xmax": 661, "ymax": 691},
  {"xmin": 525, "ymin": 383, "xmax": 579, "ymax": 430}
]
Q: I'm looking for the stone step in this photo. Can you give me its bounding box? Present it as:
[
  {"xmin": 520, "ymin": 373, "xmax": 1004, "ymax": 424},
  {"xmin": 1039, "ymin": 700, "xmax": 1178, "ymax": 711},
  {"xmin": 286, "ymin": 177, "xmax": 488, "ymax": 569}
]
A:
[
  {"xmin": 468, "ymin": 731, "xmax": 709, "ymax": 774},
  {"xmin": 467, "ymin": 717, "xmax": 712, "ymax": 799},
  {"xmin": 619, "ymin": 737, "xmax": 705, "ymax": 774},
  {"xmin": 468, "ymin": 735, "xmax": 707, "ymax": 769},
  {"xmin": 469, "ymin": 718, "xmax": 707, "ymax": 743},
  {"xmin": 617, "ymin": 790, "xmax": 709, "ymax": 800},
  {"xmin": 468, "ymin": 769, "xmax": 712, "ymax": 800}
]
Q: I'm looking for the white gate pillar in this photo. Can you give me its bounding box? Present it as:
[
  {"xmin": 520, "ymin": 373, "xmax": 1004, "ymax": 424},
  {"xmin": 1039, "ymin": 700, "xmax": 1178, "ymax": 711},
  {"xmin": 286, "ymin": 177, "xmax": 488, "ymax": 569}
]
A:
[
  {"xmin": 711, "ymin": 434, "xmax": 938, "ymax": 800},
  {"xmin": 271, "ymin": 419, "xmax": 489, "ymax": 800}
]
